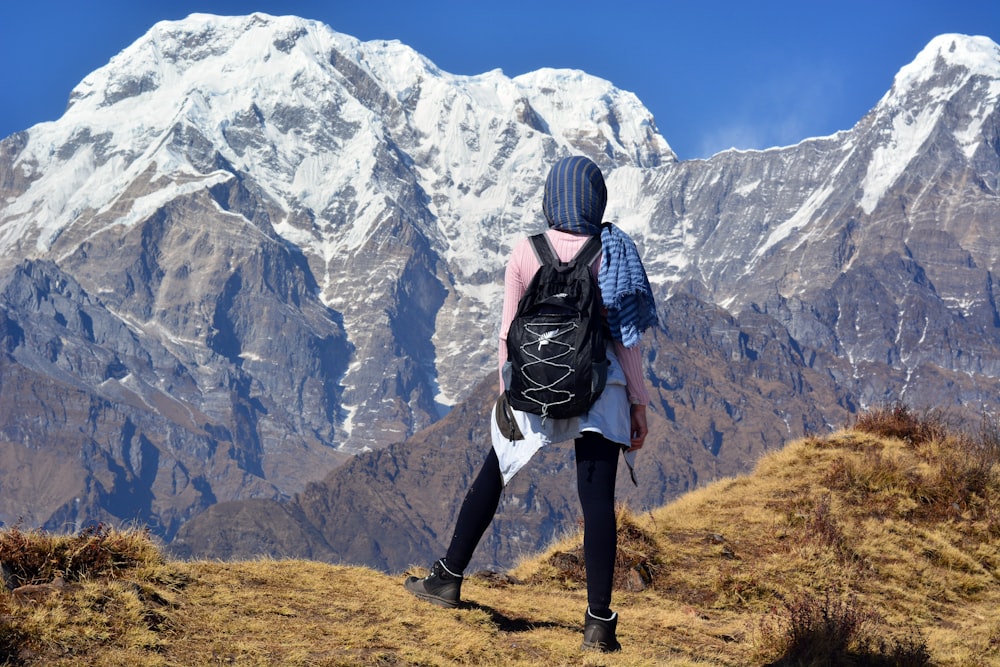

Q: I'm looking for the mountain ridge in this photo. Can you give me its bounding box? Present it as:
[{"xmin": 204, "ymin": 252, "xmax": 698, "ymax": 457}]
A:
[{"xmin": 0, "ymin": 16, "xmax": 998, "ymax": 562}]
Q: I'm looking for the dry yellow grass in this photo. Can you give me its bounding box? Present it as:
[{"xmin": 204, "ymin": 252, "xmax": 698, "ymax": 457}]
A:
[{"xmin": 3, "ymin": 412, "xmax": 1000, "ymax": 665}]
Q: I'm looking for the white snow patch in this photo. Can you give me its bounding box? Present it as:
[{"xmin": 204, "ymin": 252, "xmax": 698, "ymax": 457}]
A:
[
  {"xmin": 734, "ymin": 179, "xmax": 762, "ymax": 197},
  {"xmin": 859, "ymin": 107, "xmax": 939, "ymax": 215},
  {"xmin": 955, "ymin": 80, "xmax": 1000, "ymax": 159},
  {"xmin": 757, "ymin": 183, "xmax": 837, "ymax": 257}
]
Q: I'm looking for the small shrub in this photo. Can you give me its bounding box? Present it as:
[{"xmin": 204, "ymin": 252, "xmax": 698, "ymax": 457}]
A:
[
  {"xmin": 760, "ymin": 589, "xmax": 931, "ymax": 666},
  {"xmin": 870, "ymin": 630, "xmax": 933, "ymax": 666},
  {"xmin": 853, "ymin": 402, "xmax": 946, "ymax": 446},
  {"xmin": 783, "ymin": 589, "xmax": 879, "ymax": 660},
  {"xmin": 908, "ymin": 417, "xmax": 1000, "ymax": 520},
  {"xmin": 0, "ymin": 523, "xmax": 163, "ymax": 588},
  {"xmin": 923, "ymin": 444, "xmax": 989, "ymax": 508},
  {"xmin": 842, "ymin": 406, "xmax": 1000, "ymax": 521},
  {"xmin": 976, "ymin": 410, "xmax": 1000, "ymax": 468},
  {"xmin": 961, "ymin": 410, "xmax": 1000, "ymax": 495}
]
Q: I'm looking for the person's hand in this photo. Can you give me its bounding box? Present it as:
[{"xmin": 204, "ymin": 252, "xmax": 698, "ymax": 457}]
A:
[{"xmin": 628, "ymin": 403, "xmax": 648, "ymax": 452}]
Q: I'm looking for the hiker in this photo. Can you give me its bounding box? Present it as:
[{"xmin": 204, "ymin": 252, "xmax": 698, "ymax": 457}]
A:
[{"xmin": 404, "ymin": 155, "xmax": 658, "ymax": 653}]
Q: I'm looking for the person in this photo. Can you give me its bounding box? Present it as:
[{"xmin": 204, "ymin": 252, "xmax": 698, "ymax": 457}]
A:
[{"xmin": 404, "ymin": 155, "xmax": 658, "ymax": 653}]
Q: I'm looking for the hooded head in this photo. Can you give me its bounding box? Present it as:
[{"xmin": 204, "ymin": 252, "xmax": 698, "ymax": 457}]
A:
[{"xmin": 542, "ymin": 156, "xmax": 607, "ymax": 235}]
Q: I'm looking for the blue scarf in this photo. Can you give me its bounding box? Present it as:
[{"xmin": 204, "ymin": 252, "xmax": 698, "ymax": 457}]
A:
[
  {"xmin": 543, "ymin": 156, "xmax": 659, "ymax": 347},
  {"xmin": 598, "ymin": 224, "xmax": 659, "ymax": 347}
]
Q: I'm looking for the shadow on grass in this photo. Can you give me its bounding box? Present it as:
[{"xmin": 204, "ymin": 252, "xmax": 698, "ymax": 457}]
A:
[{"xmin": 461, "ymin": 600, "xmax": 574, "ymax": 633}]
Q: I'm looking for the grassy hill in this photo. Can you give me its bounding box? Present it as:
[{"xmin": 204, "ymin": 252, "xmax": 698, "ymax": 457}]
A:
[{"xmin": 1, "ymin": 404, "xmax": 999, "ymax": 666}]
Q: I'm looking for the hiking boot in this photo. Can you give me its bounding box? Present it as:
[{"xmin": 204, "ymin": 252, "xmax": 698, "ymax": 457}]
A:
[
  {"xmin": 581, "ymin": 608, "xmax": 621, "ymax": 652},
  {"xmin": 404, "ymin": 559, "xmax": 462, "ymax": 608}
]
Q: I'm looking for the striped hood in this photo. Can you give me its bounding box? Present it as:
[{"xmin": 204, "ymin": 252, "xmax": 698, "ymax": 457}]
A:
[{"xmin": 542, "ymin": 156, "xmax": 607, "ymax": 234}]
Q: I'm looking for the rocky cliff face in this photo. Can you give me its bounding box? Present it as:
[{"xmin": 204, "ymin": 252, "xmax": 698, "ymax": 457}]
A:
[
  {"xmin": 170, "ymin": 292, "xmax": 857, "ymax": 571},
  {"xmin": 628, "ymin": 35, "xmax": 1000, "ymax": 400},
  {"xmin": 1, "ymin": 16, "xmax": 999, "ymax": 561},
  {"xmin": 0, "ymin": 13, "xmax": 671, "ymax": 539}
]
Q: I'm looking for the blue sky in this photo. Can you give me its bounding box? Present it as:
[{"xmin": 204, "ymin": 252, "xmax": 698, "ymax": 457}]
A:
[{"xmin": 2, "ymin": 1, "xmax": 997, "ymax": 159}]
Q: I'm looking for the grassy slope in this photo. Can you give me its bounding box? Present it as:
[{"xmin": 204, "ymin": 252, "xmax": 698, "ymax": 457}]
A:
[{"xmin": 3, "ymin": 416, "xmax": 1000, "ymax": 666}]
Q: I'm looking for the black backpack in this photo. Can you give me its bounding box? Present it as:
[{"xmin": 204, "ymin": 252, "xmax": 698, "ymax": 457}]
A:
[{"xmin": 505, "ymin": 232, "xmax": 609, "ymax": 419}]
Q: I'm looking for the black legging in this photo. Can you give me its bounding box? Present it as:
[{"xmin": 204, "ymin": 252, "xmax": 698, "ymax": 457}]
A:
[{"xmin": 445, "ymin": 431, "xmax": 620, "ymax": 615}]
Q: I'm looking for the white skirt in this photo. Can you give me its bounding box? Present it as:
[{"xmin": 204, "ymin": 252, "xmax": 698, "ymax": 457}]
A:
[{"xmin": 492, "ymin": 346, "xmax": 637, "ymax": 486}]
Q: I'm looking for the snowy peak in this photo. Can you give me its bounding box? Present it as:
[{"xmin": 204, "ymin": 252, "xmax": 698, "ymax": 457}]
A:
[
  {"xmin": 56, "ymin": 10, "xmax": 670, "ymax": 163},
  {"xmin": 856, "ymin": 34, "xmax": 1000, "ymax": 214},
  {"xmin": 876, "ymin": 33, "xmax": 1000, "ymax": 116},
  {"xmin": 5, "ymin": 12, "xmax": 672, "ymax": 262},
  {"xmin": 68, "ymin": 14, "xmax": 337, "ymax": 110},
  {"xmin": 512, "ymin": 68, "xmax": 669, "ymax": 165},
  {"xmin": 891, "ymin": 34, "xmax": 1000, "ymax": 95}
]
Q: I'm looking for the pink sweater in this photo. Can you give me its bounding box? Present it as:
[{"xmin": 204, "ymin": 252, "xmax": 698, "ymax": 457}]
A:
[{"xmin": 499, "ymin": 229, "xmax": 651, "ymax": 406}]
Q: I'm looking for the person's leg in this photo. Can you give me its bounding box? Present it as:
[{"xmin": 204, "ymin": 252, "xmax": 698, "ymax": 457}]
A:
[
  {"xmin": 445, "ymin": 447, "xmax": 504, "ymax": 573},
  {"xmin": 405, "ymin": 447, "xmax": 504, "ymax": 606},
  {"xmin": 575, "ymin": 431, "xmax": 620, "ymax": 613},
  {"xmin": 575, "ymin": 431, "xmax": 622, "ymax": 651}
]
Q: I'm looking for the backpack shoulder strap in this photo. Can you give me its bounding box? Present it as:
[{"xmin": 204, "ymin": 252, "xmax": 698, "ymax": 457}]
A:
[
  {"xmin": 573, "ymin": 233, "xmax": 603, "ymax": 267},
  {"xmin": 530, "ymin": 231, "xmax": 602, "ymax": 268},
  {"xmin": 528, "ymin": 233, "xmax": 559, "ymax": 268}
]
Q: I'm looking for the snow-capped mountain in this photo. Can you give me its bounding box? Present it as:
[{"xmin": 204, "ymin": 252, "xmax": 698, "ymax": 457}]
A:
[
  {"xmin": 0, "ymin": 14, "xmax": 998, "ymax": 550},
  {"xmin": 1, "ymin": 13, "xmax": 669, "ymax": 447},
  {"xmin": 636, "ymin": 34, "xmax": 1000, "ymax": 389}
]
